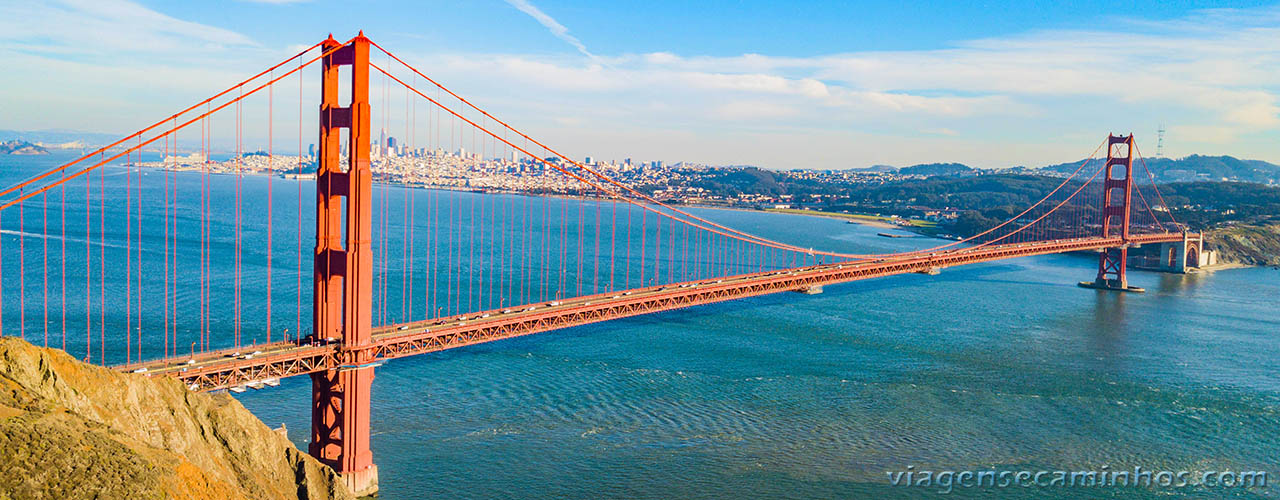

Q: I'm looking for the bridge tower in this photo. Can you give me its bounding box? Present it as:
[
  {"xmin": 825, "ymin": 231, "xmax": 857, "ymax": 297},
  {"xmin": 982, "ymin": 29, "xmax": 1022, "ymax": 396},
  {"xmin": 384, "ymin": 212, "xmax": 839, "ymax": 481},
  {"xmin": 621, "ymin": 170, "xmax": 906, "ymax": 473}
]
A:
[
  {"xmin": 310, "ymin": 33, "xmax": 378, "ymax": 496},
  {"xmin": 1081, "ymin": 134, "xmax": 1143, "ymax": 292}
]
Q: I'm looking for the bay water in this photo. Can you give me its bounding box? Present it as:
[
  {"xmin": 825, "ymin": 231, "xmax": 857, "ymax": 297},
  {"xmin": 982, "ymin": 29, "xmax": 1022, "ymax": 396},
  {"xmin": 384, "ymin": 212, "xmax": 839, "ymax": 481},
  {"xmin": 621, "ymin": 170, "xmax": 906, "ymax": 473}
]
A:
[{"xmin": 3, "ymin": 151, "xmax": 1277, "ymax": 498}]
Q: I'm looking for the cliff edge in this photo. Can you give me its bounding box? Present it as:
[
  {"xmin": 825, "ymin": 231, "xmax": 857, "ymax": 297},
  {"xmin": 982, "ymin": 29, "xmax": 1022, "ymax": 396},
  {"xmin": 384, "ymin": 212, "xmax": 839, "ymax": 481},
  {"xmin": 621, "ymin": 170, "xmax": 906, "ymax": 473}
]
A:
[
  {"xmin": 0, "ymin": 337, "xmax": 356, "ymax": 500},
  {"xmin": 1206, "ymin": 222, "xmax": 1280, "ymax": 266}
]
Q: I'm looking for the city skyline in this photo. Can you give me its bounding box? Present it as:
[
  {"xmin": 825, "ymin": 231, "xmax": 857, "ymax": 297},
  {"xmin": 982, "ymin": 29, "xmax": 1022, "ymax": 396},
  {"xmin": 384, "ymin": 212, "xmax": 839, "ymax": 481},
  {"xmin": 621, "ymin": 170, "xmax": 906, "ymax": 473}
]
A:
[{"xmin": 2, "ymin": 0, "xmax": 1279, "ymax": 169}]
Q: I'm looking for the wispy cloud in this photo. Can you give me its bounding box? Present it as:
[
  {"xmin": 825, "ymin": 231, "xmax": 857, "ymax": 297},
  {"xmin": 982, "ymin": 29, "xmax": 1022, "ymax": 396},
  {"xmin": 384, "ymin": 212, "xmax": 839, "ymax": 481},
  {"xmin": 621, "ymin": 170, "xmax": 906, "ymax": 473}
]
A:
[
  {"xmin": 0, "ymin": 0, "xmax": 256, "ymax": 56},
  {"xmin": 0, "ymin": 0, "xmax": 275, "ymax": 135},
  {"xmin": 503, "ymin": 0, "xmax": 594, "ymax": 59},
  {"xmin": 396, "ymin": 4, "xmax": 1280, "ymax": 167}
]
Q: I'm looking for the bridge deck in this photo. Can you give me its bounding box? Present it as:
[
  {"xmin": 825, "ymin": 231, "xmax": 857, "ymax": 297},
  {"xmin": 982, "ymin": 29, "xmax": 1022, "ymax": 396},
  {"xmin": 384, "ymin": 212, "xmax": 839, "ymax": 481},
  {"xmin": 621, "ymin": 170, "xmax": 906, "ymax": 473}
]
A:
[{"xmin": 121, "ymin": 233, "xmax": 1188, "ymax": 391}]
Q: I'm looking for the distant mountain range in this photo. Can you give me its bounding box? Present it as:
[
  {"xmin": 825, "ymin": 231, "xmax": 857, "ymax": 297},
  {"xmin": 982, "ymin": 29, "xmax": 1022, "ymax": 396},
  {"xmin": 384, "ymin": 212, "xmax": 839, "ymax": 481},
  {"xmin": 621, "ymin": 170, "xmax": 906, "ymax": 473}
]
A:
[{"xmin": 856, "ymin": 155, "xmax": 1280, "ymax": 185}]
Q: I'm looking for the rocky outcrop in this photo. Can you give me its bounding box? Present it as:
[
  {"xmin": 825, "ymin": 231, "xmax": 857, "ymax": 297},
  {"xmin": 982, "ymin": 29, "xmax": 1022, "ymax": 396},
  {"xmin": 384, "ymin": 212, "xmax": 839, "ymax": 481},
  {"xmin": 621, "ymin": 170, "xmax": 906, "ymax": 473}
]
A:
[
  {"xmin": 0, "ymin": 337, "xmax": 355, "ymax": 500},
  {"xmin": 1205, "ymin": 222, "xmax": 1280, "ymax": 266},
  {"xmin": 0, "ymin": 140, "xmax": 49, "ymax": 155}
]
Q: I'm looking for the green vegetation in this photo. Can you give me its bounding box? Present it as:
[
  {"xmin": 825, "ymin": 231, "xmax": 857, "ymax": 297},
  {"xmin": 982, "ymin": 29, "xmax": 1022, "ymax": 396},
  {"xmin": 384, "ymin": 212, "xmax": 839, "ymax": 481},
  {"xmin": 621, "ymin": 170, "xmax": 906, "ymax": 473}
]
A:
[
  {"xmin": 1042, "ymin": 154, "xmax": 1280, "ymax": 184},
  {"xmin": 895, "ymin": 162, "xmax": 974, "ymax": 177},
  {"xmin": 726, "ymin": 172, "xmax": 1279, "ymax": 265},
  {"xmin": 1150, "ymin": 182, "xmax": 1280, "ymax": 227},
  {"xmin": 690, "ymin": 167, "xmax": 799, "ymax": 196},
  {"xmin": 762, "ymin": 207, "xmax": 937, "ymax": 228}
]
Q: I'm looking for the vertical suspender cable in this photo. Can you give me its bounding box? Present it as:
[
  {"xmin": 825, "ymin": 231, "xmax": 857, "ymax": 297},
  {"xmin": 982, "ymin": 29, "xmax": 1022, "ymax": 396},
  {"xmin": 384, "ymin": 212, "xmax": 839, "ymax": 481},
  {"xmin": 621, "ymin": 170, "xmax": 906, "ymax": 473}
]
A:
[
  {"xmin": 1, "ymin": 210, "xmax": 4, "ymax": 338},
  {"xmin": 42, "ymin": 191, "xmax": 48, "ymax": 347},
  {"xmin": 99, "ymin": 159, "xmax": 105, "ymax": 363},
  {"xmin": 297, "ymin": 57, "xmax": 303, "ymax": 341},
  {"xmin": 559, "ymin": 193, "xmax": 567, "ymax": 297},
  {"xmin": 609, "ymin": 200, "xmax": 616, "ymax": 292},
  {"xmin": 137, "ymin": 138, "xmax": 143, "ymax": 356},
  {"xmin": 19, "ymin": 192, "xmax": 24, "ymax": 340},
  {"xmin": 62, "ymin": 162, "xmax": 67, "ymax": 351},
  {"xmin": 542, "ymin": 196, "xmax": 549, "ymax": 301},
  {"xmin": 638, "ymin": 207, "xmax": 645, "ymax": 288},
  {"xmin": 653, "ymin": 213, "xmax": 661, "ymax": 286},
  {"xmin": 593, "ymin": 202, "xmax": 600, "ymax": 294},
  {"xmin": 267, "ymin": 74, "xmax": 274, "ymax": 342},
  {"xmin": 576, "ymin": 200, "xmax": 583, "ymax": 297},
  {"xmin": 85, "ymin": 168, "xmax": 90, "ymax": 357},
  {"xmin": 164, "ymin": 156, "xmax": 170, "ymax": 356},
  {"xmin": 473, "ymin": 191, "xmax": 481, "ymax": 312}
]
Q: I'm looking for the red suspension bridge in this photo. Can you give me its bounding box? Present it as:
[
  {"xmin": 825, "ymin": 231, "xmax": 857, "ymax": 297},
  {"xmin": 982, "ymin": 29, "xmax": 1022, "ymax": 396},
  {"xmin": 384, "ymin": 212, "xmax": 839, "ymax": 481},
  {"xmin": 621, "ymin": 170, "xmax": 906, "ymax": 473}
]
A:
[{"xmin": 0, "ymin": 34, "xmax": 1200, "ymax": 495}]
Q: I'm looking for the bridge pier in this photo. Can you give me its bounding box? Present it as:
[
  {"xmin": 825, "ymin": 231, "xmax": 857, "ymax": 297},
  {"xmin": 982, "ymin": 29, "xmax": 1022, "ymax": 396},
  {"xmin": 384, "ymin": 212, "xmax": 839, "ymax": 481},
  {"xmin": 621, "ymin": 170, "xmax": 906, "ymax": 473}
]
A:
[
  {"xmin": 1079, "ymin": 246, "xmax": 1145, "ymax": 292},
  {"xmin": 1078, "ymin": 134, "xmax": 1144, "ymax": 293},
  {"xmin": 310, "ymin": 32, "xmax": 378, "ymax": 496},
  {"xmin": 310, "ymin": 368, "xmax": 378, "ymax": 496},
  {"xmin": 1155, "ymin": 232, "xmax": 1207, "ymax": 273}
]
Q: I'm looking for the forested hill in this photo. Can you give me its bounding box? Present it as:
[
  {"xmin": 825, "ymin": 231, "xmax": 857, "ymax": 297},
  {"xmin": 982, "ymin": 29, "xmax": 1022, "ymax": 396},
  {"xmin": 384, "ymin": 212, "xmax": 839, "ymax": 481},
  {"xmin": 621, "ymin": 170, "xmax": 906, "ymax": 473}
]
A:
[
  {"xmin": 821, "ymin": 175, "xmax": 1280, "ymax": 264},
  {"xmin": 895, "ymin": 162, "xmax": 974, "ymax": 176},
  {"xmin": 1041, "ymin": 155, "xmax": 1280, "ymax": 184},
  {"xmin": 826, "ymin": 174, "xmax": 1280, "ymax": 226},
  {"xmin": 685, "ymin": 169, "xmax": 1280, "ymax": 228}
]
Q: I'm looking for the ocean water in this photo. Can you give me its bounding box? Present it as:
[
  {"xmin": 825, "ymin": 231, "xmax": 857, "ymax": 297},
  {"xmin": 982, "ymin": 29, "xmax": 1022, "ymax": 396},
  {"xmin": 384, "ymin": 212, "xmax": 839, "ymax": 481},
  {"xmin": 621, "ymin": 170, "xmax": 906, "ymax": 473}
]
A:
[{"xmin": 3, "ymin": 152, "xmax": 1278, "ymax": 498}]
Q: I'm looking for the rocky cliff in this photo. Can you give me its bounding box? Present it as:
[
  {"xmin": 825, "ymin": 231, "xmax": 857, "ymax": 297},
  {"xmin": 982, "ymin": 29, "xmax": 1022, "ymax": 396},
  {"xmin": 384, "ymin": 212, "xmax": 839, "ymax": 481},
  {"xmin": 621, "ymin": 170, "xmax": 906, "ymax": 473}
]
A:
[
  {"xmin": 0, "ymin": 140, "xmax": 49, "ymax": 155},
  {"xmin": 0, "ymin": 337, "xmax": 355, "ymax": 500},
  {"xmin": 1205, "ymin": 222, "xmax": 1280, "ymax": 266}
]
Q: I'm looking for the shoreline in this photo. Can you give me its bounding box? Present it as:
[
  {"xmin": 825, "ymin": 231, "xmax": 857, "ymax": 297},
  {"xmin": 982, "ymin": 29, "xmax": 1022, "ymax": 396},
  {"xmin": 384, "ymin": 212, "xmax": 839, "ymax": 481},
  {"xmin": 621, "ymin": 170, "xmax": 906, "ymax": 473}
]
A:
[
  {"xmin": 695, "ymin": 204, "xmax": 907, "ymax": 229},
  {"xmin": 760, "ymin": 208, "xmax": 903, "ymax": 229},
  {"xmin": 1191, "ymin": 262, "xmax": 1257, "ymax": 272}
]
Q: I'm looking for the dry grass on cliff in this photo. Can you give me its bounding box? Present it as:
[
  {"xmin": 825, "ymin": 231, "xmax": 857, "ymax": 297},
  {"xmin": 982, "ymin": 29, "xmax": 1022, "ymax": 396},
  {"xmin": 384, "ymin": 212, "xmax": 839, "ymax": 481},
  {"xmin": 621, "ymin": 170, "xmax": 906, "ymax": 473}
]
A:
[{"xmin": 0, "ymin": 337, "xmax": 354, "ymax": 500}]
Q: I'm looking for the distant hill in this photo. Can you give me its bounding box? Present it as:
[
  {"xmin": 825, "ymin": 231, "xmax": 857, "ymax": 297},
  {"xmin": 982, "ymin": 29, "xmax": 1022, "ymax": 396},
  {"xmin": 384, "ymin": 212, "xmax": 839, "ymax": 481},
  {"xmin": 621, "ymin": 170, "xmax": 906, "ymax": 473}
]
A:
[
  {"xmin": 690, "ymin": 167, "xmax": 785, "ymax": 196},
  {"xmin": 0, "ymin": 140, "xmax": 49, "ymax": 155},
  {"xmin": 897, "ymin": 162, "xmax": 974, "ymax": 177},
  {"xmin": 849, "ymin": 162, "xmax": 975, "ymax": 176},
  {"xmin": 1040, "ymin": 155, "xmax": 1280, "ymax": 184},
  {"xmin": 859, "ymin": 164, "xmax": 898, "ymax": 173}
]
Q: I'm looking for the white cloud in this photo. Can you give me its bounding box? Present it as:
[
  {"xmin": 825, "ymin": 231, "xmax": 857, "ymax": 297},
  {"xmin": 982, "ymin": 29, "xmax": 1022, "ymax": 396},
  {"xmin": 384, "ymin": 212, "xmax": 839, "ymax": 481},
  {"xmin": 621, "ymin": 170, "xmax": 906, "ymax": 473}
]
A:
[
  {"xmin": 503, "ymin": 0, "xmax": 594, "ymax": 59},
  {"xmin": 712, "ymin": 101, "xmax": 799, "ymax": 120},
  {"xmin": 405, "ymin": 5, "xmax": 1280, "ymax": 167},
  {"xmin": 0, "ymin": 0, "xmax": 256, "ymax": 56},
  {"xmin": 0, "ymin": 0, "xmax": 301, "ymax": 141}
]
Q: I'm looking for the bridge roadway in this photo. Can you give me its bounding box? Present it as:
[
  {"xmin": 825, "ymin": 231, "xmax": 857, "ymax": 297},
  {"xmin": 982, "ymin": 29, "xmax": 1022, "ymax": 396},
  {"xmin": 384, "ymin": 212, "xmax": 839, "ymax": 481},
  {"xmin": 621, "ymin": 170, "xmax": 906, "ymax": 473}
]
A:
[{"xmin": 120, "ymin": 233, "xmax": 1189, "ymax": 391}]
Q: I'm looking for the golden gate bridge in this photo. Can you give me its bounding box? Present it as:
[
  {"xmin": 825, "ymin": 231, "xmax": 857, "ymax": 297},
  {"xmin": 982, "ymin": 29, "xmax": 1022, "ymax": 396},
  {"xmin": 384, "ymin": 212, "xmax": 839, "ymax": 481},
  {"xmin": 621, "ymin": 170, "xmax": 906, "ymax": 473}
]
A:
[{"xmin": 0, "ymin": 33, "xmax": 1200, "ymax": 495}]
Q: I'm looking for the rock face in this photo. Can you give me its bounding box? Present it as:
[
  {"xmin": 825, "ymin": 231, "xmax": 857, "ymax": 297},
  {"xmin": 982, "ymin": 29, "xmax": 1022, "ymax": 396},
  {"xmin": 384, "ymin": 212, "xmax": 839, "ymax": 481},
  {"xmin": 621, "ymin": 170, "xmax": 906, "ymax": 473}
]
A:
[
  {"xmin": 0, "ymin": 337, "xmax": 355, "ymax": 500},
  {"xmin": 1206, "ymin": 222, "xmax": 1280, "ymax": 266}
]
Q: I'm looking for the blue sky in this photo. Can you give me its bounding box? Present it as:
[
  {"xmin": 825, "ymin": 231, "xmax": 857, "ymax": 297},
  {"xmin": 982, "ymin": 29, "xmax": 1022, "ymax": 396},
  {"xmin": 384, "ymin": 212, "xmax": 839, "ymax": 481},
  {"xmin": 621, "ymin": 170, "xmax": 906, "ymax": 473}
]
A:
[{"xmin": 2, "ymin": 0, "xmax": 1278, "ymax": 168}]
